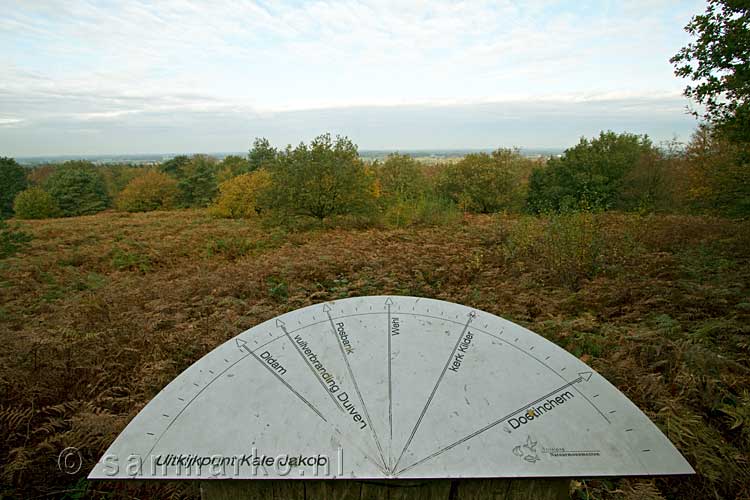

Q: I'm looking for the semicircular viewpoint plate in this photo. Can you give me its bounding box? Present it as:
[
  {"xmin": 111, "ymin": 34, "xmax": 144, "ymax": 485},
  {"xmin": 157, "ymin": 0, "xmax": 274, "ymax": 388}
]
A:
[{"xmin": 90, "ymin": 296, "xmax": 694, "ymax": 480}]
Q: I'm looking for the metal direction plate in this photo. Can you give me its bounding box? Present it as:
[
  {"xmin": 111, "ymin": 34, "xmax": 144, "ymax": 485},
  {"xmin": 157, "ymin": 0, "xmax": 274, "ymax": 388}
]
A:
[{"xmin": 89, "ymin": 296, "xmax": 694, "ymax": 480}]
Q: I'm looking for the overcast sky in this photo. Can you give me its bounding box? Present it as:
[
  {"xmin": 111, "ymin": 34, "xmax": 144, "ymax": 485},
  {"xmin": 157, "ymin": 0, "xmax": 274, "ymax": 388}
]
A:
[{"xmin": 1, "ymin": 0, "xmax": 705, "ymax": 156}]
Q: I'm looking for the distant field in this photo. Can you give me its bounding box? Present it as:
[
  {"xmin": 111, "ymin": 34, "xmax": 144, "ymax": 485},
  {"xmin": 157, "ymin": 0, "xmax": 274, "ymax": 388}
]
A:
[
  {"xmin": 1, "ymin": 210, "xmax": 748, "ymax": 499},
  {"xmin": 14, "ymin": 148, "xmax": 563, "ymax": 166}
]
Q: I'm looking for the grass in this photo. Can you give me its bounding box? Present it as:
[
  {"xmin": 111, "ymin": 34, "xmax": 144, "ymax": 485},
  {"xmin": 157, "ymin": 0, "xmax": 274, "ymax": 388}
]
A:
[{"xmin": 0, "ymin": 209, "xmax": 748, "ymax": 499}]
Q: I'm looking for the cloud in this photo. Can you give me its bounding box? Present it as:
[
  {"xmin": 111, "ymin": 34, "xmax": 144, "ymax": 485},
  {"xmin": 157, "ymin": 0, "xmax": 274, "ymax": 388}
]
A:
[
  {"xmin": 0, "ymin": 118, "xmax": 23, "ymax": 126},
  {"xmin": 0, "ymin": 94, "xmax": 697, "ymax": 156},
  {"xmin": 0, "ymin": 0, "xmax": 705, "ymax": 155}
]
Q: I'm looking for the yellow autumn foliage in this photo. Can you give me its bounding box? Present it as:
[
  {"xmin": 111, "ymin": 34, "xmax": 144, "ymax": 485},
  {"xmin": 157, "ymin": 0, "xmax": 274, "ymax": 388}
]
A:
[
  {"xmin": 209, "ymin": 169, "xmax": 272, "ymax": 219},
  {"xmin": 116, "ymin": 171, "xmax": 179, "ymax": 212}
]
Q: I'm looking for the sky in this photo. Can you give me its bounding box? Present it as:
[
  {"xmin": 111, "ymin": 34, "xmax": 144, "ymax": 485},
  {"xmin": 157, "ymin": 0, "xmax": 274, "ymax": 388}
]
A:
[{"xmin": 0, "ymin": 0, "xmax": 707, "ymax": 156}]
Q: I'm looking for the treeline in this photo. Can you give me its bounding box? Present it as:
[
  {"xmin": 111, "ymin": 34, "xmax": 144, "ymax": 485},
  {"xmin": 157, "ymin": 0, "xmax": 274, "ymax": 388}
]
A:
[{"xmin": 1, "ymin": 126, "xmax": 748, "ymax": 225}]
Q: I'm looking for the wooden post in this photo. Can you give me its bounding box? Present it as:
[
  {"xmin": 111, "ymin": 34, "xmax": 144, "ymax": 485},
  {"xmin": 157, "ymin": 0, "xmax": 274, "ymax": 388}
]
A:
[{"xmin": 200, "ymin": 478, "xmax": 570, "ymax": 500}]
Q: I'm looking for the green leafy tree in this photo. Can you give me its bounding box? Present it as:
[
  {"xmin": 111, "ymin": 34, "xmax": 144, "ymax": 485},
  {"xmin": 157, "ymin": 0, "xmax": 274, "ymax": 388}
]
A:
[
  {"xmin": 437, "ymin": 148, "xmax": 531, "ymax": 213},
  {"xmin": 177, "ymin": 155, "xmax": 219, "ymax": 207},
  {"xmin": 160, "ymin": 155, "xmax": 190, "ymax": 177},
  {"xmin": 248, "ymin": 138, "xmax": 278, "ymax": 172},
  {"xmin": 117, "ymin": 171, "xmax": 180, "ymax": 212},
  {"xmin": 44, "ymin": 165, "xmax": 109, "ymax": 216},
  {"xmin": 526, "ymin": 131, "xmax": 657, "ymax": 213},
  {"xmin": 0, "ymin": 158, "xmax": 32, "ymax": 255},
  {"xmin": 100, "ymin": 164, "xmax": 143, "ymax": 200},
  {"xmin": 371, "ymin": 154, "xmax": 462, "ymax": 227},
  {"xmin": 13, "ymin": 187, "xmax": 61, "ymax": 219},
  {"xmin": 374, "ymin": 153, "xmax": 426, "ymax": 203},
  {"xmin": 671, "ymin": 0, "xmax": 750, "ymax": 143},
  {"xmin": 0, "ymin": 157, "xmax": 28, "ymax": 217},
  {"xmin": 265, "ymin": 133, "xmax": 375, "ymax": 219},
  {"xmin": 217, "ymin": 155, "xmax": 251, "ymax": 182}
]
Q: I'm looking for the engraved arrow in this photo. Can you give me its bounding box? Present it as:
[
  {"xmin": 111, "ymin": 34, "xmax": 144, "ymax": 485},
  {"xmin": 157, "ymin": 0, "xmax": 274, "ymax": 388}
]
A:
[
  {"xmin": 392, "ymin": 310, "xmax": 476, "ymax": 473},
  {"xmin": 325, "ymin": 304, "xmax": 389, "ymax": 471},
  {"xmin": 386, "ymin": 297, "xmax": 394, "ymax": 469},
  {"xmin": 235, "ymin": 337, "xmax": 326, "ymax": 422},
  {"xmin": 397, "ymin": 372, "xmax": 595, "ymax": 475},
  {"xmin": 275, "ymin": 318, "xmax": 390, "ymax": 475},
  {"xmin": 276, "ymin": 317, "xmax": 342, "ymax": 411}
]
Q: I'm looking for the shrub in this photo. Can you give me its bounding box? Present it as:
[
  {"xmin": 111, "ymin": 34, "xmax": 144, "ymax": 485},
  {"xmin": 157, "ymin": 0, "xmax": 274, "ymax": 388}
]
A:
[
  {"xmin": 527, "ymin": 131, "xmax": 658, "ymax": 213},
  {"xmin": 500, "ymin": 211, "xmax": 607, "ymax": 289},
  {"xmin": 210, "ymin": 170, "xmax": 271, "ymax": 219},
  {"xmin": 116, "ymin": 171, "xmax": 179, "ymax": 212},
  {"xmin": 13, "ymin": 187, "xmax": 61, "ymax": 219},
  {"xmin": 437, "ymin": 148, "xmax": 531, "ymax": 213},
  {"xmin": 206, "ymin": 236, "xmax": 269, "ymax": 261},
  {"xmin": 44, "ymin": 165, "xmax": 109, "ymax": 216},
  {"xmin": 109, "ymin": 247, "xmax": 152, "ymax": 273},
  {"xmin": 0, "ymin": 157, "xmax": 28, "ymax": 217},
  {"xmin": 374, "ymin": 153, "xmax": 426, "ymax": 204},
  {"xmin": 264, "ymin": 133, "xmax": 376, "ymax": 220},
  {"xmin": 381, "ymin": 193, "xmax": 461, "ymax": 228}
]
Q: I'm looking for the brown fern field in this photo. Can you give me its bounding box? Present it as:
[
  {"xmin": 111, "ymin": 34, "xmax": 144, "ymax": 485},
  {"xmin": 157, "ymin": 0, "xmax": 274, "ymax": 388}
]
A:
[{"xmin": 0, "ymin": 209, "xmax": 748, "ymax": 499}]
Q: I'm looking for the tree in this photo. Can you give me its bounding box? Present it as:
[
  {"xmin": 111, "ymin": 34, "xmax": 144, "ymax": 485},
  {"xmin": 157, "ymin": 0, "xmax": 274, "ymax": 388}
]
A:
[
  {"xmin": 671, "ymin": 1, "xmax": 750, "ymax": 143},
  {"xmin": 617, "ymin": 142, "xmax": 676, "ymax": 213},
  {"xmin": 100, "ymin": 164, "xmax": 142, "ymax": 199},
  {"xmin": 177, "ymin": 155, "xmax": 219, "ymax": 207},
  {"xmin": 374, "ymin": 153, "xmax": 426, "ymax": 203},
  {"xmin": 265, "ymin": 133, "xmax": 375, "ymax": 219},
  {"xmin": 26, "ymin": 165, "xmax": 56, "ymax": 187},
  {"xmin": 682, "ymin": 125, "xmax": 750, "ymax": 216},
  {"xmin": 44, "ymin": 165, "xmax": 109, "ymax": 216},
  {"xmin": 210, "ymin": 170, "xmax": 272, "ymax": 218},
  {"xmin": 437, "ymin": 148, "xmax": 531, "ymax": 213},
  {"xmin": 160, "ymin": 155, "xmax": 190, "ymax": 177},
  {"xmin": 217, "ymin": 155, "xmax": 251, "ymax": 182},
  {"xmin": 116, "ymin": 171, "xmax": 179, "ymax": 212},
  {"xmin": 526, "ymin": 131, "xmax": 657, "ymax": 213},
  {"xmin": 0, "ymin": 157, "xmax": 28, "ymax": 217},
  {"xmin": 13, "ymin": 187, "xmax": 61, "ymax": 219},
  {"xmin": 0, "ymin": 159, "xmax": 32, "ymax": 255},
  {"xmin": 248, "ymin": 138, "xmax": 278, "ymax": 172}
]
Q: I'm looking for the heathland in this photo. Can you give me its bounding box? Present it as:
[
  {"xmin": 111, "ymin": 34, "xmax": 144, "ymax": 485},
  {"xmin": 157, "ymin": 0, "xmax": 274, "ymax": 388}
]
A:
[
  {"xmin": 1, "ymin": 127, "xmax": 749, "ymax": 499},
  {"xmin": 0, "ymin": 206, "xmax": 748, "ymax": 498}
]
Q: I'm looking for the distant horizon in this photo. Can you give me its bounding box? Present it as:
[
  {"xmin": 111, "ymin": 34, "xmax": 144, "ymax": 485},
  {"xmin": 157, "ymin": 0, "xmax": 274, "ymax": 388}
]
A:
[
  {"xmin": 14, "ymin": 145, "xmax": 568, "ymax": 157},
  {"xmin": 13, "ymin": 146, "xmax": 569, "ymax": 165}
]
